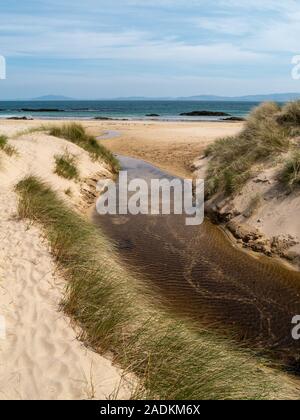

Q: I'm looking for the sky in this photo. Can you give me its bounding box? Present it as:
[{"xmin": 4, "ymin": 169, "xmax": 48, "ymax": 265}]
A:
[{"xmin": 0, "ymin": 0, "xmax": 300, "ymax": 99}]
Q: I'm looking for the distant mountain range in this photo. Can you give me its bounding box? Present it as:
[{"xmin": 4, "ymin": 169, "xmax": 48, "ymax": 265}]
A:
[
  {"xmin": 11, "ymin": 92, "xmax": 300, "ymax": 102},
  {"xmin": 113, "ymin": 93, "xmax": 300, "ymax": 102},
  {"xmin": 31, "ymin": 95, "xmax": 75, "ymax": 101},
  {"xmin": 177, "ymin": 93, "xmax": 300, "ymax": 102}
]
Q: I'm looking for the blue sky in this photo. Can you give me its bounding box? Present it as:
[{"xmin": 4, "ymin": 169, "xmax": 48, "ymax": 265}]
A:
[{"xmin": 0, "ymin": 0, "xmax": 300, "ymax": 98}]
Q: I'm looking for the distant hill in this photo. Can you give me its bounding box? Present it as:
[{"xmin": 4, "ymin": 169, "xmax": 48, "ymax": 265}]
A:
[
  {"xmin": 113, "ymin": 96, "xmax": 172, "ymax": 101},
  {"xmin": 176, "ymin": 93, "xmax": 300, "ymax": 102},
  {"xmin": 9, "ymin": 92, "xmax": 300, "ymax": 102},
  {"xmin": 106, "ymin": 93, "xmax": 300, "ymax": 102},
  {"xmin": 31, "ymin": 95, "xmax": 75, "ymax": 101}
]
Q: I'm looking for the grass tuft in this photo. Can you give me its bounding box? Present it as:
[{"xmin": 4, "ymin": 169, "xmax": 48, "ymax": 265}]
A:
[
  {"xmin": 54, "ymin": 152, "xmax": 79, "ymax": 180},
  {"xmin": 205, "ymin": 102, "xmax": 291, "ymax": 197},
  {"xmin": 48, "ymin": 123, "xmax": 120, "ymax": 173},
  {"xmin": 276, "ymin": 100, "xmax": 300, "ymax": 128},
  {"xmin": 0, "ymin": 134, "xmax": 17, "ymax": 156},
  {"xmin": 280, "ymin": 151, "xmax": 300, "ymax": 189},
  {"xmin": 15, "ymin": 176, "xmax": 283, "ymax": 400}
]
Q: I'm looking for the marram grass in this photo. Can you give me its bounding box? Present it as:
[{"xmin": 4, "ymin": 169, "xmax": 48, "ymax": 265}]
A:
[
  {"xmin": 16, "ymin": 176, "xmax": 283, "ymax": 400},
  {"xmin": 54, "ymin": 152, "xmax": 79, "ymax": 180},
  {"xmin": 0, "ymin": 134, "xmax": 17, "ymax": 156},
  {"xmin": 205, "ymin": 101, "xmax": 296, "ymax": 197},
  {"xmin": 48, "ymin": 123, "xmax": 120, "ymax": 173},
  {"xmin": 280, "ymin": 151, "xmax": 300, "ymax": 190}
]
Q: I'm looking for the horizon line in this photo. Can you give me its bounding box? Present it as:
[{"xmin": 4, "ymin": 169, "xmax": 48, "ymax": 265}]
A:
[{"xmin": 2, "ymin": 91, "xmax": 300, "ymax": 101}]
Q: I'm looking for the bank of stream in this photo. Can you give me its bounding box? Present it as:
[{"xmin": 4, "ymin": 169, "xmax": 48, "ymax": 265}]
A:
[{"xmin": 92, "ymin": 142, "xmax": 300, "ymax": 371}]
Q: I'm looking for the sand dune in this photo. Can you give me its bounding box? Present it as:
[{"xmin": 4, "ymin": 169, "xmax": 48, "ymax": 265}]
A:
[{"xmin": 0, "ymin": 124, "xmax": 132, "ymax": 400}]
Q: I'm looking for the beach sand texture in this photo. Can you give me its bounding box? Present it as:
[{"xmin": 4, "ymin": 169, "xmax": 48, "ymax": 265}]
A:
[{"xmin": 88, "ymin": 119, "xmax": 243, "ymax": 177}]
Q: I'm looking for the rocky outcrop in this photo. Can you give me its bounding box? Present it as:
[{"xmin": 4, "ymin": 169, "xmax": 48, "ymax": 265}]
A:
[
  {"xmin": 222, "ymin": 117, "xmax": 246, "ymax": 121},
  {"xmin": 227, "ymin": 220, "xmax": 272, "ymax": 255},
  {"xmin": 180, "ymin": 111, "xmax": 230, "ymax": 117},
  {"xmin": 94, "ymin": 116, "xmax": 113, "ymax": 120},
  {"xmin": 192, "ymin": 154, "xmax": 300, "ymax": 267},
  {"xmin": 7, "ymin": 116, "xmax": 34, "ymax": 120},
  {"xmin": 208, "ymin": 202, "xmax": 300, "ymax": 261}
]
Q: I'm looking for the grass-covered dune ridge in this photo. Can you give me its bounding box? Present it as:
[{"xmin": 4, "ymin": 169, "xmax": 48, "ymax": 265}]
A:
[
  {"xmin": 205, "ymin": 101, "xmax": 300, "ymax": 197},
  {"xmin": 15, "ymin": 176, "xmax": 289, "ymax": 400},
  {"xmin": 48, "ymin": 123, "xmax": 120, "ymax": 174}
]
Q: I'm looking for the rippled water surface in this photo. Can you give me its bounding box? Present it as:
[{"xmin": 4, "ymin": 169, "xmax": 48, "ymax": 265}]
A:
[{"xmin": 93, "ymin": 155, "xmax": 300, "ymax": 368}]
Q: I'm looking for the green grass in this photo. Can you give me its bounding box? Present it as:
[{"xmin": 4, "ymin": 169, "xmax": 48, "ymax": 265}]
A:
[
  {"xmin": 277, "ymin": 100, "xmax": 300, "ymax": 129},
  {"xmin": 0, "ymin": 134, "xmax": 17, "ymax": 156},
  {"xmin": 280, "ymin": 151, "xmax": 300, "ymax": 189},
  {"xmin": 15, "ymin": 176, "xmax": 285, "ymax": 400},
  {"xmin": 54, "ymin": 152, "xmax": 79, "ymax": 180},
  {"xmin": 48, "ymin": 123, "xmax": 120, "ymax": 173},
  {"xmin": 205, "ymin": 102, "xmax": 291, "ymax": 197},
  {"xmin": 12, "ymin": 126, "xmax": 47, "ymax": 139}
]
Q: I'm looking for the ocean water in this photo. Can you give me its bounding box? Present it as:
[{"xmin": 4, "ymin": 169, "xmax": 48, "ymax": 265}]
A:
[{"xmin": 0, "ymin": 100, "xmax": 262, "ymax": 121}]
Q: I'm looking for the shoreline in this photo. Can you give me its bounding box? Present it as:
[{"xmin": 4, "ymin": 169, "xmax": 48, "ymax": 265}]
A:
[{"xmin": 0, "ymin": 116, "xmax": 245, "ymax": 124}]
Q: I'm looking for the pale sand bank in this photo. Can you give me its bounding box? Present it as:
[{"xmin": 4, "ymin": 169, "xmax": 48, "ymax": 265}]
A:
[
  {"xmin": 0, "ymin": 121, "xmax": 132, "ymax": 400},
  {"xmin": 89, "ymin": 120, "xmax": 243, "ymax": 177},
  {"xmin": 0, "ymin": 119, "xmax": 243, "ymax": 178}
]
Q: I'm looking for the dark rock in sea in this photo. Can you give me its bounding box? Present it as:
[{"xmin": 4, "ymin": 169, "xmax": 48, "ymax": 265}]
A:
[
  {"xmin": 180, "ymin": 110, "xmax": 231, "ymax": 117},
  {"xmin": 94, "ymin": 116, "xmax": 113, "ymax": 120},
  {"xmin": 222, "ymin": 116, "xmax": 246, "ymax": 121},
  {"xmin": 20, "ymin": 108, "xmax": 64, "ymax": 112},
  {"xmin": 145, "ymin": 114, "xmax": 160, "ymax": 117},
  {"xmin": 7, "ymin": 116, "xmax": 34, "ymax": 120}
]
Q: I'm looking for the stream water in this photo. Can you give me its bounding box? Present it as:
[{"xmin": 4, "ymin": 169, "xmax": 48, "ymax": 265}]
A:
[{"xmin": 92, "ymin": 154, "xmax": 300, "ymax": 370}]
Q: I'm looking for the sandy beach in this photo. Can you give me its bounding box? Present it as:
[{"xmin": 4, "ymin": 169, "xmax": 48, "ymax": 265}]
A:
[
  {"xmin": 0, "ymin": 118, "xmax": 299, "ymax": 400},
  {"xmin": 88, "ymin": 120, "xmax": 243, "ymax": 177},
  {"xmin": 0, "ymin": 119, "xmax": 244, "ymax": 178}
]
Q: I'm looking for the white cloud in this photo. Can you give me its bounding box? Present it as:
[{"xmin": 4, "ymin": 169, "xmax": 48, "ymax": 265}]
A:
[
  {"xmin": 1, "ymin": 0, "xmax": 299, "ymax": 96},
  {"xmin": 0, "ymin": 24, "xmax": 268, "ymax": 65}
]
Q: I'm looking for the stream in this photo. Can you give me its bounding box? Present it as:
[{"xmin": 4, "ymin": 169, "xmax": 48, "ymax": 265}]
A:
[{"xmin": 92, "ymin": 149, "xmax": 300, "ymax": 370}]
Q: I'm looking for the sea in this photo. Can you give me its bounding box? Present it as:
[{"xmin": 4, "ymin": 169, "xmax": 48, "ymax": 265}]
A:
[{"xmin": 0, "ymin": 100, "xmax": 264, "ymax": 121}]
